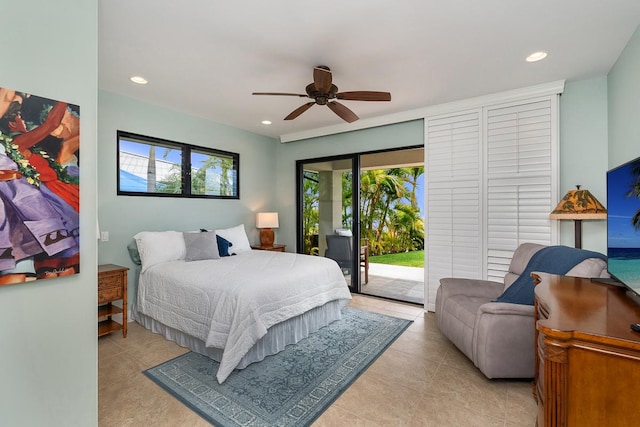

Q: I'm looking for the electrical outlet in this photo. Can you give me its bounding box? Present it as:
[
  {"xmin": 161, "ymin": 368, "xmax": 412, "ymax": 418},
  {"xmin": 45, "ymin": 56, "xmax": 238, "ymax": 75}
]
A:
[{"xmin": 100, "ymin": 231, "xmax": 109, "ymax": 242}]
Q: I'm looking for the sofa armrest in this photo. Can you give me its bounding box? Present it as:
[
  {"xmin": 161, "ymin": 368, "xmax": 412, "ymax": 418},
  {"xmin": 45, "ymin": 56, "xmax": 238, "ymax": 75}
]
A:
[
  {"xmin": 477, "ymin": 302, "xmax": 535, "ymax": 317},
  {"xmin": 438, "ymin": 278, "xmax": 505, "ymax": 300},
  {"xmin": 473, "ymin": 302, "xmax": 536, "ymax": 378}
]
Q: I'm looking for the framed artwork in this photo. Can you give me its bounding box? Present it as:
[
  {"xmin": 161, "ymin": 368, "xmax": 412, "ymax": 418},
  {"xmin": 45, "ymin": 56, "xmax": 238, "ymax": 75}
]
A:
[{"xmin": 0, "ymin": 85, "xmax": 80, "ymax": 286}]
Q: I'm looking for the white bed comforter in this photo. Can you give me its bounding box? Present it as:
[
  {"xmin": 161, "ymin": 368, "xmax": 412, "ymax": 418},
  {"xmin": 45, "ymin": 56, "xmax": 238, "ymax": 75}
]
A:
[{"xmin": 135, "ymin": 250, "xmax": 351, "ymax": 383}]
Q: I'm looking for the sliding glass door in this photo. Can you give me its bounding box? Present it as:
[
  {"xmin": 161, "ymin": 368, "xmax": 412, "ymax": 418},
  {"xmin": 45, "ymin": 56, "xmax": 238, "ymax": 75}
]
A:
[
  {"xmin": 297, "ymin": 146, "xmax": 425, "ymax": 304},
  {"xmin": 296, "ymin": 155, "xmax": 361, "ymax": 291}
]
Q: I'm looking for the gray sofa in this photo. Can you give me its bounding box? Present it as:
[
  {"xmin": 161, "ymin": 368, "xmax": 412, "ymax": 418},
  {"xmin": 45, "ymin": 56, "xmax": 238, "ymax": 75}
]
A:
[{"xmin": 435, "ymin": 243, "xmax": 609, "ymax": 379}]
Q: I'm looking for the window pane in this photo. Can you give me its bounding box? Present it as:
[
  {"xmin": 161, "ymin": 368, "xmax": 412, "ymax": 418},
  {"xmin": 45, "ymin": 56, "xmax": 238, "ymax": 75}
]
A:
[
  {"xmin": 119, "ymin": 138, "xmax": 182, "ymax": 194},
  {"xmin": 190, "ymin": 150, "xmax": 238, "ymax": 197},
  {"xmin": 117, "ymin": 131, "xmax": 239, "ymax": 199}
]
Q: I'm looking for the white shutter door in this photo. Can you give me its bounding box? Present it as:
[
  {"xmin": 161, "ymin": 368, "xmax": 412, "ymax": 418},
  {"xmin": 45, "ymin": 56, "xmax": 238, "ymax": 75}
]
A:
[
  {"xmin": 485, "ymin": 97, "xmax": 558, "ymax": 282},
  {"xmin": 425, "ymin": 110, "xmax": 482, "ymax": 310}
]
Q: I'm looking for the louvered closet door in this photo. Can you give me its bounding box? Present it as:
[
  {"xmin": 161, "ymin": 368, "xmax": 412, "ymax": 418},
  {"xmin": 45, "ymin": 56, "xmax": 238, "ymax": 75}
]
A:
[
  {"xmin": 485, "ymin": 97, "xmax": 558, "ymax": 282},
  {"xmin": 425, "ymin": 110, "xmax": 482, "ymax": 310}
]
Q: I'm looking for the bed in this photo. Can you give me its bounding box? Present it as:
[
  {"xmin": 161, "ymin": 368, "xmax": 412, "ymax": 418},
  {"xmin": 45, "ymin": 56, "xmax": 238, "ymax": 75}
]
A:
[{"xmin": 128, "ymin": 226, "xmax": 352, "ymax": 383}]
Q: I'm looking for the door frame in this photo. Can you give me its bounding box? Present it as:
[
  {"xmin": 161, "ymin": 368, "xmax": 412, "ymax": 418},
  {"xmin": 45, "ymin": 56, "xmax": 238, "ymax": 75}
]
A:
[
  {"xmin": 296, "ymin": 154, "xmax": 361, "ymax": 292},
  {"xmin": 296, "ymin": 144, "xmax": 423, "ymax": 295}
]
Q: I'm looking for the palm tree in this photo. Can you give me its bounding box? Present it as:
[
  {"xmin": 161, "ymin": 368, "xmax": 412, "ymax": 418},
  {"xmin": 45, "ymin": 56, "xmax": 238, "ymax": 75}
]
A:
[
  {"xmin": 146, "ymin": 145, "xmax": 156, "ymax": 192},
  {"xmin": 189, "ymin": 155, "xmax": 235, "ymax": 196},
  {"xmin": 375, "ymin": 169, "xmax": 406, "ymax": 243},
  {"xmin": 302, "ymin": 171, "xmax": 320, "ymax": 254},
  {"xmin": 627, "ymin": 161, "xmax": 640, "ymax": 230},
  {"xmin": 389, "ymin": 203, "xmax": 424, "ymax": 251},
  {"xmin": 359, "ymin": 168, "xmax": 422, "ymax": 255},
  {"xmin": 405, "ymin": 166, "xmax": 424, "ymax": 210}
]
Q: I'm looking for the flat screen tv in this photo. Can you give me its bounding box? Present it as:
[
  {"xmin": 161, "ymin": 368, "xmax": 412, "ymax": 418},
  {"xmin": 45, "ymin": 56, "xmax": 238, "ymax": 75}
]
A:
[{"xmin": 607, "ymin": 155, "xmax": 640, "ymax": 296}]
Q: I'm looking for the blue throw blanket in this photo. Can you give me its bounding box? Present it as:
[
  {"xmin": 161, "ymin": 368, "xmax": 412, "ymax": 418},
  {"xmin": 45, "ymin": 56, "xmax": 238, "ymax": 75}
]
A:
[{"xmin": 495, "ymin": 245, "xmax": 606, "ymax": 306}]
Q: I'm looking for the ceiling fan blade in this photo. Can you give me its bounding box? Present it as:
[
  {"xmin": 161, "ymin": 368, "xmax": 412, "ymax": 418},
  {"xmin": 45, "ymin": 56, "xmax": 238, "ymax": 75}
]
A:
[
  {"xmin": 313, "ymin": 67, "xmax": 332, "ymax": 93},
  {"xmin": 336, "ymin": 91, "xmax": 391, "ymax": 101},
  {"xmin": 252, "ymin": 92, "xmax": 308, "ymax": 97},
  {"xmin": 284, "ymin": 102, "xmax": 316, "ymax": 120},
  {"xmin": 327, "ymin": 101, "xmax": 359, "ymax": 123}
]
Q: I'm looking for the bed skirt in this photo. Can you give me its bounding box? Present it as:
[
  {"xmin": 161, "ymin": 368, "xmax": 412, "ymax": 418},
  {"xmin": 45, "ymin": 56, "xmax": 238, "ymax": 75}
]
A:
[{"xmin": 132, "ymin": 299, "xmax": 347, "ymax": 370}]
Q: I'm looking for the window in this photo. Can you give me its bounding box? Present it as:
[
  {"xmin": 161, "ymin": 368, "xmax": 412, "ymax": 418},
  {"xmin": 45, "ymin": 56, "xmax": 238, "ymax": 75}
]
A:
[{"xmin": 117, "ymin": 131, "xmax": 239, "ymax": 199}]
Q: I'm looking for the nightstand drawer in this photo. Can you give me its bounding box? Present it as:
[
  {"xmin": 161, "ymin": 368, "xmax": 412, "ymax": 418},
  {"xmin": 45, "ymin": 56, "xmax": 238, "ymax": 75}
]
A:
[
  {"xmin": 98, "ymin": 285, "xmax": 122, "ymax": 303},
  {"xmin": 98, "ymin": 274, "xmax": 123, "ymax": 290}
]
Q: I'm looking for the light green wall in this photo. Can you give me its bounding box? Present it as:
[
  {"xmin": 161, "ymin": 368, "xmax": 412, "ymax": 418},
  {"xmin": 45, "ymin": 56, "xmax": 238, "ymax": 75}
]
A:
[
  {"xmin": 274, "ymin": 86, "xmax": 615, "ymax": 254},
  {"xmin": 558, "ymin": 77, "xmax": 609, "ymax": 253},
  {"xmin": 0, "ymin": 1, "xmax": 98, "ymax": 426},
  {"xmin": 608, "ymin": 25, "xmax": 640, "ymax": 168},
  {"xmin": 274, "ymin": 120, "xmax": 424, "ymax": 248},
  {"xmin": 97, "ymin": 91, "xmax": 278, "ymax": 295}
]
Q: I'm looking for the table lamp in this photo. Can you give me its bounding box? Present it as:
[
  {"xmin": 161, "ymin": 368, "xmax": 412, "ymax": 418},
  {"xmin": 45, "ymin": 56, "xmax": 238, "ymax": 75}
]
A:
[
  {"xmin": 256, "ymin": 212, "xmax": 279, "ymax": 246},
  {"xmin": 549, "ymin": 185, "xmax": 607, "ymax": 249}
]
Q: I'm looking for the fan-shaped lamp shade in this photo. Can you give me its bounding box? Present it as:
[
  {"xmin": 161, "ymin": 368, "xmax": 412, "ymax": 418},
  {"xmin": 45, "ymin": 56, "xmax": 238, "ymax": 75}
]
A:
[
  {"xmin": 549, "ymin": 186, "xmax": 607, "ymax": 248},
  {"xmin": 256, "ymin": 212, "xmax": 279, "ymax": 246}
]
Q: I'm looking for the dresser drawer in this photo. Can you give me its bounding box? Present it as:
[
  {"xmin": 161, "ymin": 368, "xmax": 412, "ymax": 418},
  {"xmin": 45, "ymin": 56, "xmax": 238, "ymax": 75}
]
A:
[{"xmin": 98, "ymin": 285, "xmax": 122, "ymax": 303}]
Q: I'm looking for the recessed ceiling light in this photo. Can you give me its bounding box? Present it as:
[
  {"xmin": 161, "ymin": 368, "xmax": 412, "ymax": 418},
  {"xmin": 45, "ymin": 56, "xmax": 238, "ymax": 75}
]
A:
[
  {"xmin": 526, "ymin": 51, "xmax": 548, "ymax": 63},
  {"xmin": 261, "ymin": 120, "xmax": 272, "ymax": 125},
  {"xmin": 130, "ymin": 76, "xmax": 148, "ymax": 85}
]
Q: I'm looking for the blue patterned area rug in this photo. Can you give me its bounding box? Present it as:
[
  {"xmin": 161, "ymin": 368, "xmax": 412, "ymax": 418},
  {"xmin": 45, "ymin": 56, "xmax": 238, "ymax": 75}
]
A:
[{"xmin": 143, "ymin": 307, "xmax": 412, "ymax": 426}]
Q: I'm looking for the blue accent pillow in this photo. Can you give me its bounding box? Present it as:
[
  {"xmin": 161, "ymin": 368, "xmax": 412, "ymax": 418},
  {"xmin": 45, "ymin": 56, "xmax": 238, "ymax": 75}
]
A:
[
  {"xmin": 216, "ymin": 235, "xmax": 233, "ymax": 257},
  {"xmin": 200, "ymin": 228, "xmax": 233, "ymax": 257}
]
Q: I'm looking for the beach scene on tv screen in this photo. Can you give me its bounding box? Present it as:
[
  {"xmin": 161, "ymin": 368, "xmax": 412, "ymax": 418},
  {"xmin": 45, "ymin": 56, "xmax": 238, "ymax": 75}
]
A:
[{"xmin": 608, "ymin": 158, "xmax": 640, "ymax": 288}]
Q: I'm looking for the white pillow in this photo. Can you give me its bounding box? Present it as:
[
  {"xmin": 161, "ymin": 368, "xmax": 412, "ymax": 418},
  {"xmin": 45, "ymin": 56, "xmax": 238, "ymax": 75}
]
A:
[
  {"xmin": 335, "ymin": 228, "xmax": 353, "ymax": 237},
  {"xmin": 216, "ymin": 224, "xmax": 252, "ymax": 254},
  {"xmin": 133, "ymin": 231, "xmax": 186, "ymax": 273}
]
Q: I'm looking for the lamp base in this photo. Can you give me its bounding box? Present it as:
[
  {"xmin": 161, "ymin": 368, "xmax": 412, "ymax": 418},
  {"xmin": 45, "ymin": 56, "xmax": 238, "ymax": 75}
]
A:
[
  {"xmin": 260, "ymin": 228, "xmax": 274, "ymax": 246},
  {"xmin": 574, "ymin": 219, "xmax": 582, "ymax": 249}
]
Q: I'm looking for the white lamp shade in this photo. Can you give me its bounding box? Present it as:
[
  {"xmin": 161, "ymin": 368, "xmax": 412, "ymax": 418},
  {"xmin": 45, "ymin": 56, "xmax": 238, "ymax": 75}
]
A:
[{"xmin": 256, "ymin": 212, "xmax": 279, "ymax": 229}]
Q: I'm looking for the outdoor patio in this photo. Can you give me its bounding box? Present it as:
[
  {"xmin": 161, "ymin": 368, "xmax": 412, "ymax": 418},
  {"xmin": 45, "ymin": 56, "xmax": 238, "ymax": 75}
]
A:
[{"xmin": 360, "ymin": 263, "xmax": 424, "ymax": 305}]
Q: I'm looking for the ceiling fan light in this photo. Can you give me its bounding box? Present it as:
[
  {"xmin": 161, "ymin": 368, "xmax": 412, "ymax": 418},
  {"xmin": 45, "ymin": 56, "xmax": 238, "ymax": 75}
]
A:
[
  {"xmin": 261, "ymin": 120, "xmax": 272, "ymax": 125},
  {"xmin": 526, "ymin": 51, "xmax": 548, "ymax": 62}
]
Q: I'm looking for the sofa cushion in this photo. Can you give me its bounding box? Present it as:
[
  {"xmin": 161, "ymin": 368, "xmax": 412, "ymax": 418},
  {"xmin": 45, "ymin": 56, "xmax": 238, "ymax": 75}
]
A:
[
  {"xmin": 504, "ymin": 243, "xmax": 545, "ymax": 288},
  {"xmin": 441, "ymin": 295, "xmax": 490, "ymax": 359},
  {"xmin": 445, "ymin": 295, "xmax": 487, "ymax": 328},
  {"xmin": 496, "ymin": 246, "xmax": 607, "ymax": 305},
  {"xmin": 566, "ymin": 257, "xmax": 608, "ymax": 278}
]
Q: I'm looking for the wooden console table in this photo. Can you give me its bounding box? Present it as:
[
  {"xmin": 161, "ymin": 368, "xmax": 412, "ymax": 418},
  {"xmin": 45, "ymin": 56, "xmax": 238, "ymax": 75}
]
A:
[{"xmin": 533, "ymin": 273, "xmax": 640, "ymax": 427}]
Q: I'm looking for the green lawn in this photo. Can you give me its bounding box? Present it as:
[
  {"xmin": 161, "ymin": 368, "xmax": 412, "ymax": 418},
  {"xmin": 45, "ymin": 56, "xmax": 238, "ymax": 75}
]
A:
[{"xmin": 368, "ymin": 250, "xmax": 424, "ymax": 267}]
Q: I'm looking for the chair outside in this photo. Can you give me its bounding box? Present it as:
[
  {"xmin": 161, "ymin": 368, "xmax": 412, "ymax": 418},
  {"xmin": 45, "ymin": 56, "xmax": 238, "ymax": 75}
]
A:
[
  {"xmin": 360, "ymin": 239, "xmax": 369, "ymax": 284},
  {"xmin": 325, "ymin": 235, "xmax": 369, "ymax": 284}
]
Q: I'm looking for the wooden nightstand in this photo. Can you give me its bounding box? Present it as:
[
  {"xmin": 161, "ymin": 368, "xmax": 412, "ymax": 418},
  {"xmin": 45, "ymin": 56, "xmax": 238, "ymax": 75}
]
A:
[
  {"xmin": 98, "ymin": 264, "xmax": 129, "ymax": 338},
  {"xmin": 251, "ymin": 244, "xmax": 286, "ymax": 252}
]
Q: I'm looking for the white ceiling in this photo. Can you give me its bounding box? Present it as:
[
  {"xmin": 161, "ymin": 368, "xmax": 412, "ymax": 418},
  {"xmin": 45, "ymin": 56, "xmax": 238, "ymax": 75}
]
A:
[{"xmin": 99, "ymin": 1, "xmax": 640, "ymax": 141}]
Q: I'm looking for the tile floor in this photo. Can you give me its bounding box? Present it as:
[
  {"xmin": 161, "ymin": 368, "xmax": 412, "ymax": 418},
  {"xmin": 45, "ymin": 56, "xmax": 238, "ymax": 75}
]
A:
[
  {"xmin": 361, "ymin": 274, "xmax": 424, "ymax": 304},
  {"xmin": 353, "ymin": 263, "xmax": 425, "ymax": 304},
  {"xmin": 99, "ymin": 294, "xmax": 537, "ymax": 426}
]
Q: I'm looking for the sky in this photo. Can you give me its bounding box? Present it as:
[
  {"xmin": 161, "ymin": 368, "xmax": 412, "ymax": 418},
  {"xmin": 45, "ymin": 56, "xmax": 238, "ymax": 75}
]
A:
[
  {"xmin": 404, "ymin": 174, "xmax": 425, "ymax": 216},
  {"xmin": 607, "ymin": 158, "xmax": 640, "ymax": 249}
]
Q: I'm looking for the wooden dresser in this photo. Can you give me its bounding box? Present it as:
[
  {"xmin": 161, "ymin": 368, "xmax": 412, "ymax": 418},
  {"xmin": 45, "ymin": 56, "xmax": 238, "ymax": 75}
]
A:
[
  {"xmin": 533, "ymin": 273, "xmax": 640, "ymax": 427},
  {"xmin": 98, "ymin": 264, "xmax": 129, "ymax": 338}
]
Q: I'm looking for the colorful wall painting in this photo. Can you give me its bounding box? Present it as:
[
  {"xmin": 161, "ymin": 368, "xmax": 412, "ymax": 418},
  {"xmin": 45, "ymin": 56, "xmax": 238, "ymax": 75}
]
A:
[{"xmin": 0, "ymin": 86, "xmax": 80, "ymax": 285}]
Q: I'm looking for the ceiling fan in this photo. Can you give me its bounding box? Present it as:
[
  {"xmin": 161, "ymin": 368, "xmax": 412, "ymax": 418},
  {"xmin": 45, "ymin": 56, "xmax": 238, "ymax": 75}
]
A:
[{"xmin": 252, "ymin": 66, "xmax": 391, "ymax": 123}]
